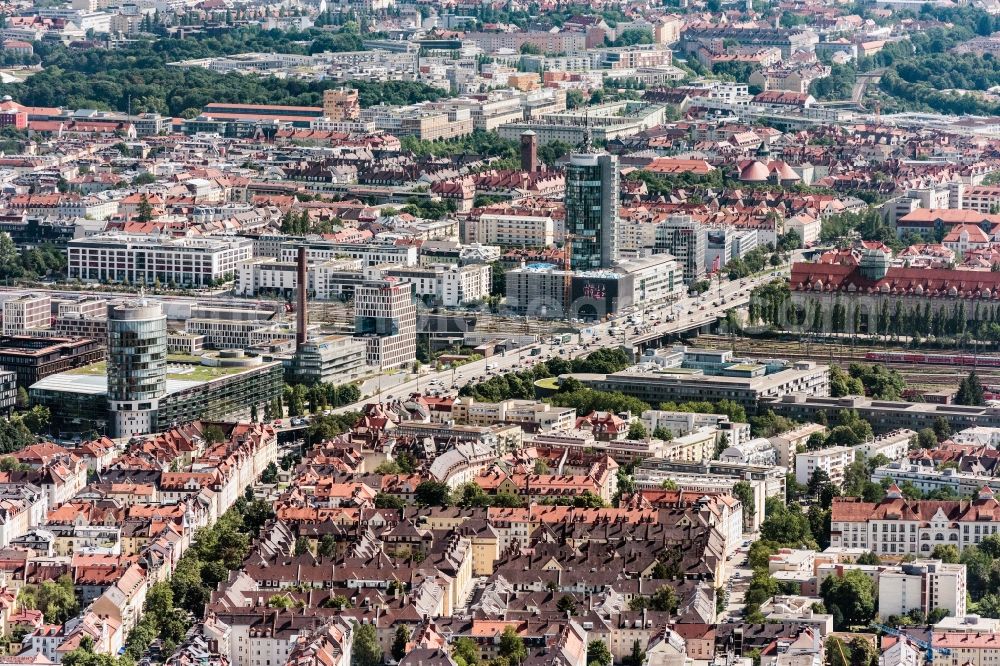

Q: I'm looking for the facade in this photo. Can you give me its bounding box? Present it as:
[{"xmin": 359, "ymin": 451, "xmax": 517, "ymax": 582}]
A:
[
  {"xmin": 565, "ymin": 151, "xmax": 619, "ymax": 271},
  {"xmin": 353, "ymin": 280, "xmax": 416, "ymax": 371},
  {"xmin": 573, "ymin": 361, "xmax": 830, "ymax": 412},
  {"xmin": 106, "ymin": 300, "xmax": 167, "ymax": 438},
  {"xmin": 871, "ymin": 461, "xmax": 1000, "ymax": 498},
  {"xmin": 3, "ymin": 295, "xmax": 50, "ymax": 335},
  {"xmin": 0, "ymin": 369, "xmax": 14, "ymax": 414},
  {"xmin": 856, "ymin": 429, "xmax": 915, "ymax": 462},
  {"xmin": 763, "ymin": 395, "xmax": 1000, "ymax": 435},
  {"xmin": 321, "ymin": 88, "xmax": 360, "ymax": 121},
  {"xmin": 878, "ymin": 560, "xmax": 967, "ymax": 619},
  {"xmin": 68, "ymin": 234, "xmax": 253, "ymax": 287},
  {"xmin": 0, "ymin": 336, "xmax": 105, "ymax": 390},
  {"xmin": 31, "ymin": 357, "xmax": 283, "ymax": 436},
  {"xmin": 787, "ymin": 259, "xmax": 1000, "ymax": 336},
  {"xmin": 830, "ymin": 485, "xmax": 1000, "ymax": 555},
  {"xmin": 770, "ymin": 423, "xmax": 827, "ymax": 468},
  {"xmin": 794, "ymin": 445, "xmax": 855, "ymax": 485},
  {"xmin": 375, "ymin": 263, "xmax": 491, "ymax": 307},
  {"xmin": 278, "ymin": 241, "xmax": 417, "ymax": 266},
  {"xmin": 465, "ymin": 211, "xmax": 555, "ymax": 248},
  {"xmin": 655, "ymin": 215, "xmax": 706, "ymax": 284},
  {"xmin": 288, "ymin": 335, "xmax": 369, "ymax": 385}
]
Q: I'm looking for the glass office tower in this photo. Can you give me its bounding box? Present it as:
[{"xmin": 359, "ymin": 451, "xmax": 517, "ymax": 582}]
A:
[
  {"xmin": 107, "ymin": 299, "xmax": 167, "ymax": 437},
  {"xmin": 564, "ymin": 151, "xmax": 619, "ymax": 270}
]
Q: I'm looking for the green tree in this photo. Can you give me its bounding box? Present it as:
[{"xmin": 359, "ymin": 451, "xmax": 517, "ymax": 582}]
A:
[
  {"xmin": 956, "ymin": 370, "xmax": 986, "ymax": 406},
  {"xmin": 456, "ymin": 482, "xmax": 492, "ymax": 508},
  {"xmin": 848, "ymin": 637, "xmax": 877, "ymax": 666},
  {"xmin": 20, "ymin": 574, "xmax": 79, "ymax": 624},
  {"xmin": 653, "ymin": 425, "xmax": 673, "ymax": 440},
  {"xmin": 624, "ymin": 640, "xmax": 645, "ymax": 666},
  {"xmin": 821, "ymin": 570, "xmax": 877, "ymax": 629},
  {"xmin": 293, "ymin": 536, "xmax": 311, "ymax": 556},
  {"xmin": 586, "ymin": 639, "xmax": 612, "ymax": 666},
  {"xmin": 317, "ymin": 534, "xmax": 336, "ymax": 558},
  {"xmin": 352, "ymin": 622, "xmax": 382, "ymax": 666},
  {"xmin": 203, "ymin": 424, "xmax": 226, "ymax": 444},
  {"xmin": 415, "ymin": 480, "xmax": 452, "ymax": 507},
  {"xmin": 453, "ymin": 637, "xmax": 481, "ymax": 666},
  {"xmin": 856, "ymin": 551, "xmax": 881, "ymax": 565},
  {"xmin": 375, "ymin": 493, "xmax": 406, "ymax": 509},
  {"xmin": 650, "ymin": 585, "xmax": 679, "ymax": 614},
  {"xmin": 556, "ymin": 595, "xmax": 577, "ymax": 615},
  {"xmin": 826, "ymin": 636, "xmax": 851, "ymax": 666},
  {"xmin": 931, "ymin": 544, "xmax": 960, "ymax": 564},
  {"xmin": 136, "ymin": 194, "xmax": 153, "ymax": 223},
  {"xmin": 498, "ymin": 626, "xmax": 527, "ymax": 664},
  {"xmin": 627, "ymin": 421, "xmax": 647, "ymax": 440},
  {"xmin": 732, "ymin": 481, "xmax": 755, "ymax": 529},
  {"xmin": 392, "ymin": 625, "xmax": 411, "ymax": 662}
]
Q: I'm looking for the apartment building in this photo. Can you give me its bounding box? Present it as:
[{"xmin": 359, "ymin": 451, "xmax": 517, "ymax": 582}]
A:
[
  {"xmin": 769, "ymin": 423, "xmax": 827, "ymax": 468},
  {"xmin": 67, "ymin": 234, "xmax": 253, "ymax": 287},
  {"xmin": 53, "ymin": 297, "xmax": 107, "ymax": 340},
  {"xmin": 321, "ymin": 87, "xmax": 360, "ymax": 121},
  {"xmin": 878, "ymin": 560, "xmax": 967, "ymax": 619},
  {"xmin": 372, "ymin": 263, "xmax": 491, "ymax": 307},
  {"xmin": 654, "ymin": 215, "xmax": 706, "ymax": 284},
  {"xmin": 795, "ymin": 445, "xmax": 855, "ymax": 485},
  {"xmin": 278, "ymin": 241, "xmax": 417, "ymax": 266},
  {"xmin": 452, "ymin": 398, "xmax": 576, "ymax": 432},
  {"xmin": 3, "ymin": 294, "xmax": 50, "ymax": 335},
  {"xmin": 464, "ymin": 211, "xmax": 555, "ymax": 247},
  {"xmin": 961, "ymin": 186, "xmax": 1000, "ymax": 214},
  {"xmin": 855, "ymin": 429, "xmax": 915, "ymax": 462},
  {"xmin": 360, "ymin": 105, "xmax": 474, "ymax": 140},
  {"xmin": 641, "ymin": 410, "xmax": 751, "ymax": 448}
]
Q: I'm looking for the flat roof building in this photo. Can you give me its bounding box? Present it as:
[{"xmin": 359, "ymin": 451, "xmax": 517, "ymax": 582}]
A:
[
  {"xmin": 762, "ymin": 394, "xmax": 1000, "ymax": 434},
  {"xmin": 68, "ymin": 234, "xmax": 253, "ymax": 287},
  {"xmin": 0, "ymin": 336, "xmax": 104, "ymax": 388},
  {"xmin": 30, "ymin": 353, "xmax": 283, "ymax": 438},
  {"xmin": 571, "ymin": 360, "xmax": 830, "ymax": 413}
]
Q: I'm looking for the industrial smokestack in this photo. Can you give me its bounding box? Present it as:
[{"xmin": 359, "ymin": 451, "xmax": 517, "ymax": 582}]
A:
[
  {"xmin": 521, "ymin": 130, "xmax": 538, "ymax": 173},
  {"xmin": 296, "ymin": 246, "xmax": 307, "ymax": 347}
]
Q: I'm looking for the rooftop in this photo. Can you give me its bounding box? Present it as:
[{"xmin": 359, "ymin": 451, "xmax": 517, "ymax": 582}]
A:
[{"xmin": 32, "ymin": 356, "xmax": 277, "ymax": 394}]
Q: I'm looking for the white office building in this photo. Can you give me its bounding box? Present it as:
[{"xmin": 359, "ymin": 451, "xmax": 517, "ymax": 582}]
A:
[{"xmin": 68, "ymin": 234, "xmax": 252, "ymax": 287}]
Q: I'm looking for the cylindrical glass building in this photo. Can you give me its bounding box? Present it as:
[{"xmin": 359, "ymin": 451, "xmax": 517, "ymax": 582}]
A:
[{"xmin": 107, "ymin": 299, "xmax": 166, "ymax": 437}]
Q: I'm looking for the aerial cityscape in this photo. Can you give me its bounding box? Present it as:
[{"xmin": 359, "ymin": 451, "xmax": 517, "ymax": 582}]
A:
[{"xmin": 0, "ymin": 1, "xmax": 1000, "ymax": 666}]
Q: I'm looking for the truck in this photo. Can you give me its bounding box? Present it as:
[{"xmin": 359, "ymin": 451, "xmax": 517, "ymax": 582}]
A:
[{"xmin": 530, "ymin": 348, "xmax": 542, "ymax": 356}]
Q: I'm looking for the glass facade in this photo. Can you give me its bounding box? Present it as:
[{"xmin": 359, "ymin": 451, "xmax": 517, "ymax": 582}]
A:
[
  {"xmin": 107, "ymin": 307, "xmax": 167, "ymax": 402},
  {"xmin": 564, "ymin": 152, "xmax": 619, "ymax": 270}
]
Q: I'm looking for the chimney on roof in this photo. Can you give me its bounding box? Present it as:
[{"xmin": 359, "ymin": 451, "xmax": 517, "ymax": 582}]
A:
[{"xmin": 296, "ymin": 246, "xmax": 307, "ymax": 348}]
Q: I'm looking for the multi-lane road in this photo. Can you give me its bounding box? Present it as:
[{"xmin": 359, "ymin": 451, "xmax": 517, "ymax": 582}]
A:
[{"xmin": 334, "ymin": 269, "xmax": 789, "ymax": 413}]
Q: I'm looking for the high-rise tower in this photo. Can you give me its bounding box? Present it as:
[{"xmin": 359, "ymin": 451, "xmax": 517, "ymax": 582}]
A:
[
  {"xmin": 564, "ymin": 149, "xmax": 619, "ymax": 270},
  {"xmin": 107, "ymin": 299, "xmax": 167, "ymax": 437}
]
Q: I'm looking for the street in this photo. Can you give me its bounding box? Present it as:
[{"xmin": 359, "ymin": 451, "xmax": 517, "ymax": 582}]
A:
[{"xmin": 333, "ymin": 268, "xmax": 790, "ymax": 414}]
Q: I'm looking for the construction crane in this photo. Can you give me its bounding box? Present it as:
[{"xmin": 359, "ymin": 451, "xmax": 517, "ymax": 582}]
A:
[{"xmin": 869, "ymin": 623, "xmax": 951, "ymax": 664}]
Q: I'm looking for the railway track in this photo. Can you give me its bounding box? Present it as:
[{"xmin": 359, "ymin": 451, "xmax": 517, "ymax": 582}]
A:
[{"xmin": 694, "ymin": 334, "xmax": 1000, "ymax": 392}]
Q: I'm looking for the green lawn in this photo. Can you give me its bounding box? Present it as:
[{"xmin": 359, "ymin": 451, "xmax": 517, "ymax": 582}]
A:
[{"xmin": 68, "ymin": 356, "xmax": 247, "ymax": 382}]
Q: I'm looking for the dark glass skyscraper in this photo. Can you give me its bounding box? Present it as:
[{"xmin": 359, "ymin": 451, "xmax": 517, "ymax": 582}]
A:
[{"xmin": 564, "ymin": 151, "xmax": 619, "ymax": 270}]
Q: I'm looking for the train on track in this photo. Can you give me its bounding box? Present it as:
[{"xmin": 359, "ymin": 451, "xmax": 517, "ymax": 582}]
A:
[{"xmin": 865, "ymin": 351, "xmax": 1000, "ymax": 368}]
